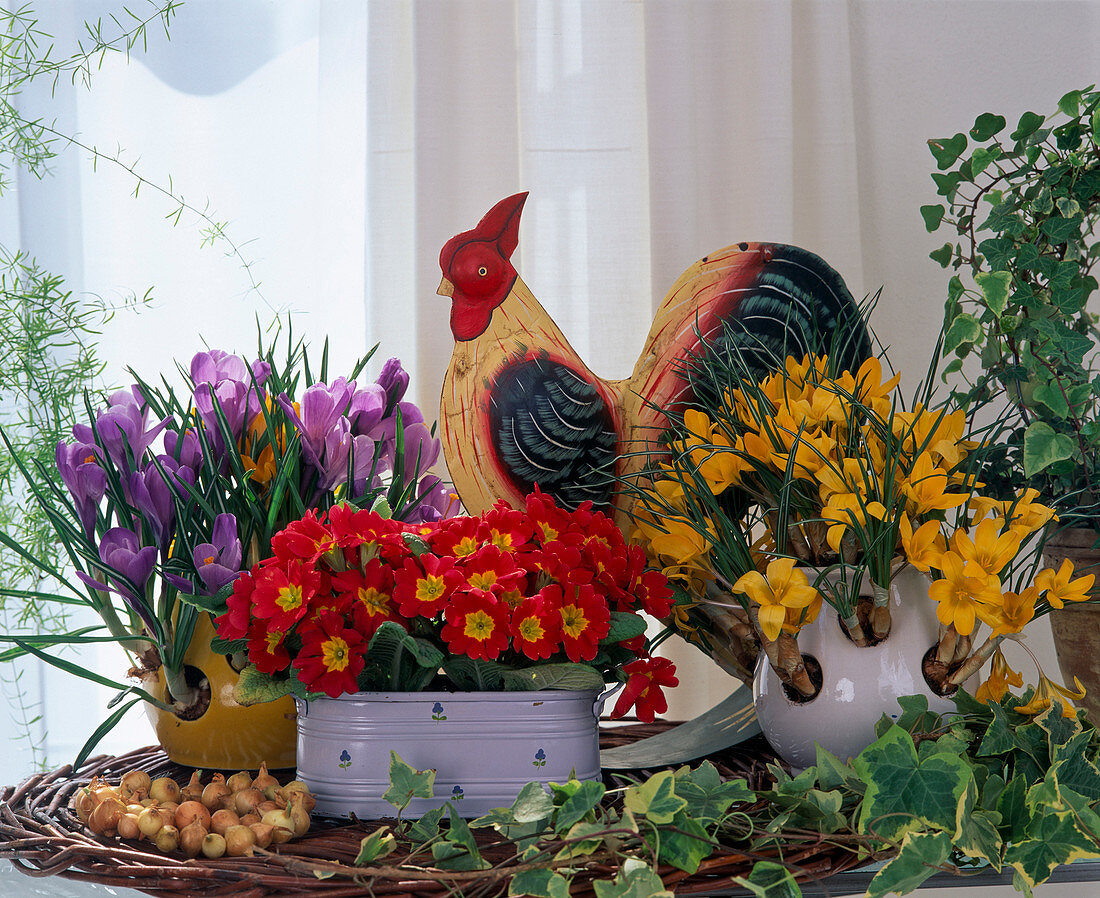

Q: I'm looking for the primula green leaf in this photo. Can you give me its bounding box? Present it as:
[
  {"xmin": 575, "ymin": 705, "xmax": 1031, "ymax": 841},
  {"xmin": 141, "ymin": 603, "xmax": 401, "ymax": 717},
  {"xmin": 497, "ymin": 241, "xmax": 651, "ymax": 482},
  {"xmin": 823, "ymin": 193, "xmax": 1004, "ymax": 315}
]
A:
[
  {"xmin": 1023, "ymin": 422, "xmax": 1078, "ymax": 477},
  {"xmin": 592, "ymin": 861, "xmax": 674, "ymax": 898},
  {"xmin": 511, "ymin": 869, "xmax": 572, "ymax": 898},
  {"xmin": 624, "ymin": 770, "xmax": 686, "ymax": 824},
  {"xmin": 928, "ymin": 133, "xmax": 968, "ymax": 170},
  {"xmin": 554, "ymin": 780, "xmax": 606, "ymax": 832},
  {"xmin": 499, "ymin": 662, "xmax": 605, "ymax": 692},
  {"xmin": 383, "ymin": 751, "xmax": 436, "ymax": 811},
  {"xmin": 929, "ymin": 243, "xmax": 954, "ymax": 267},
  {"xmin": 232, "ymin": 663, "xmax": 297, "ymax": 706},
  {"xmin": 943, "ymin": 313, "xmax": 983, "ymax": 357},
  {"xmin": 853, "ymin": 725, "xmax": 971, "ymax": 840},
  {"xmin": 443, "ymin": 656, "xmax": 507, "ymax": 690},
  {"xmin": 730, "ymin": 861, "xmax": 802, "ymax": 897},
  {"xmin": 970, "ymin": 112, "xmax": 1007, "ymax": 141},
  {"xmin": 511, "ymin": 780, "xmax": 555, "ymax": 824},
  {"xmin": 975, "ymin": 270, "xmax": 1013, "ymax": 316},
  {"xmin": 657, "ymin": 810, "xmax": 715, "ymax": 873},
  {"xmin": 1012, "ymin": 110, "xmax": 1046, "ymax": 142},
  {"xmin": 354, "ymin": 827, "xmax": 397, "ymax": 865},
  {"xmin": 866, "ymin": 830, "xmax": 953, "ymax": 898},
  {"xmin": 920, "ymin": 204, "xmax": 945, "ymax": 232},
  {"xmin": 603, "ymin": 611, "xmax": 648, "ymax": 644}
]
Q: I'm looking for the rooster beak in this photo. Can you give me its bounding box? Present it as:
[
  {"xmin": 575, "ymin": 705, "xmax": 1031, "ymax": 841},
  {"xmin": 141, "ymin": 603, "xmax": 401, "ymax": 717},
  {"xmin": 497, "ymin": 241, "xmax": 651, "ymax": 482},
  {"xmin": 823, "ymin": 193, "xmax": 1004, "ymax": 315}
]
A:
[{"xmin": 437, "ymin": 277, "xmax": 454, "ymax": 298}]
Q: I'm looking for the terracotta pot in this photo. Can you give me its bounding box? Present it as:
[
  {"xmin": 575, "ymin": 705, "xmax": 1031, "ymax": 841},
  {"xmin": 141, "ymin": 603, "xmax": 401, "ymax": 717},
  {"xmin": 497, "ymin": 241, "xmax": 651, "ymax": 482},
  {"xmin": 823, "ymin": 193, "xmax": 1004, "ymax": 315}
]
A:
[
  {"xmin": 1044, "ymin": 528, "xmax": 1100, "ymax": 723},
  {"xmin": 753, "ymin": 566, "xmax": 970, "ymax": 769},
  {"xmin": 142, "ymin": 614, "xmax": 298, "ymax": 770}
]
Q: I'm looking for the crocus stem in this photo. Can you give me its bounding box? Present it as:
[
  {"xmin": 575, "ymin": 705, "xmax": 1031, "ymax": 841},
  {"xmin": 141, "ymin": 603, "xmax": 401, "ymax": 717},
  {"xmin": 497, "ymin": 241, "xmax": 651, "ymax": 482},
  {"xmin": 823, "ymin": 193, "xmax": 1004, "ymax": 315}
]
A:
[
  {"xmin": 163, "ymin": 663, "xmax": 199, "ymax": 711},
  {"xmin": 841, "ymin": 611, "xmax": 868, "ymax": 647},
  {"xmin": 936, "ymin": 625, "xmax": 959, "ymax": 665},
  {"xmin": 952, "ymin": 632, "xmax": 973, "ymax": 666},
  {"xmin": 946, "ymin": 635, "xmax": 1004, "ymax": 689},
  {"xmin": 870, "ymin": 582, "xmax": 892, "ymax": 639},
  {"xmin": 750, "ymin": 605, "xmax": 817, "ymax": 698}
]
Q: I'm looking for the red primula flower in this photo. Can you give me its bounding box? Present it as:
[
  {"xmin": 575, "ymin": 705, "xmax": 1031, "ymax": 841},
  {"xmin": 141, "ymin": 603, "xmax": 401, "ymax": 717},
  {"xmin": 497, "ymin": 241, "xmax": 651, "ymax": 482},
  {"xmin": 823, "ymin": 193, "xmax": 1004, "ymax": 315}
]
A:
[
  {"xmin": 549, "ymin": 583, "xmax": 610, "ymax": 662},
  {"xmin": 270, "ymin": 509, "xmax": 337, "ymax": 563},
  {"xmin": 214, "ymin": 568, "xmax": 258, "ymax": 640},
  {"xmin": 246, "ymin": 619, "xmax": 291, "ymax": 674},
  {"xmin": 251, "ymin": 559, "xmax": 327, "ymax": 630},
  {"xmin": 442, "ymin": 590, "xmax": 511, "ymax": 660},
  {"xmin": 393, "ymin": 554, "xmax": 464, "ymax": 618},
  {"xmin": 458, "ymin": 544, "xmax": 525, "ymax": 595},
  {"xmin": 332, "ymin": 561, "xmax": 403, "ymax": 639},
  {"xmin": 612, "ymin": 657, "xmax": 678, "ymax": 723},
  {"xmin": 525, "ymin": 489, "xmax": 583, "ymax": 545},
  {"xmin": 480, "ymin": 504, "xmax": 534, "ymax": 553},
  {"xmin": 430, "ymin": 515, "xmax": 483, "ymax": 559},
  {"xmin": 510, "ymin": 595, "xmax": 561, "ymax": 660},
  {"xmin": 327, "ymin": 504, "xmax": 410, "ymax": 563},
  {"xmin": 292, "ymin": 610, "xmax": 366, "ymax": 698},
  {"xmin": 633, "ymin": 567, "xmax": 674, "ymax": 618}
]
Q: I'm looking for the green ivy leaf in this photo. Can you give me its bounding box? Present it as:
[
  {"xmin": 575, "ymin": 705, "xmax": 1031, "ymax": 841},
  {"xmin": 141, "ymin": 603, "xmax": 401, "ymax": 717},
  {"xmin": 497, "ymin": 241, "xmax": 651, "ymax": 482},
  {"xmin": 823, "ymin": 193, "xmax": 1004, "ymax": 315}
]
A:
[
  {"xmin": 1041, "ymin": 215, "xmax": 1084, "ymax": 242},
  {"xmin": 928, "ymin": 133, "xmax": 968, "ymax": 170},
  {"xmin": 970, "ymin": 146, "xmax": 997, "ymax": 177},
  {"xmin": 554, "ymin": 780, "xmax": 606, "ymax": 832},
  {"xmin": 931, "ymin": 170, "xmax": 962, "ymax": 198},
  {"xmin": 943, "ymin": 312, "xmax": 982, "ymax": 357},
  {"xmin": 432, "ymin": 805, "xmax": 489, "ymax": 871},
  {"xmin": 1058, "ymin": 89, "xmax": 1082, "ymax": 117},
  {"xmin": 954, "ymin": 779, "xmax": 1003, "ymax": 868},
  {"xmin": 1031, "ymin": 382, "xmax": 1070, "ymax": 419},
  {"xmin": 1023, "ymin": 422, "xmax": 1078, "ymax": 477},
  {"xmin": 511, "ymin": 869, "xmax": 572, "ymax": 898},
  {"xmin": 675, "ymin": 760, "xmax": 755, "ymax": 824},
  {"xmin": 554, "ymin": 821, "xmax": 610, "ymax": 860},
  {"xmin": 592, "ymin": 860, "xmax": 674, "ymax": 898},
  {"xmin": 730, "ymin": 861, "xmax": 802, "ymax": 897},
  {"xmin": 511, "ymin": 780, "xmax": 556, "ymax": 824},
  {"xmin": 408, "ymin": 807, "xmax": 445, "ymax": 843},
  {"xmin": 970, "ymin": 112, "xmax": 1007, "ymax": 141},
  {"xmin": 814, "ymin": 745, "xmax": 866, "ymax": 794},
  {"xmin": 866, "ymin": 830, "xmax": 953, "ymax": 898},
  {"xmin": 657, "ymin": 810, "xmax": 715, "ymax": 873},
  {"xmin": 920, "ymin": 204, "xmax": 945, "ymax": 232},
  {"xmin": 624, "ymin": 770, "xmax": 687, "ymax": 825},
  {"xmin": 853, "ymin": 725, "xmax": 971, "ymax": 841},
  {"xmin": 383, "ymin": 751, "xmax": 436, "ymax": 811},
  {"xmin": 975, "ymin": 270, "xmax": 1013, "ymax": 316},
  {"xmin": 1004, "ymin": 801, "xmax": 1100, "ymax": 887},
  {"xmin": 1011, "ymin": 111, "xmax": 1046, "ymax": 142},
  {"xmin": 997, "ymin": 774, "xmax": 1029, "ymax": 845},
  {"xmin": 929, "ymin": 243, "xmax": 954, "ymax": 267},
  {"xmin": 354, "ymin": 827, "xmax": 397, "ymax": 865}
]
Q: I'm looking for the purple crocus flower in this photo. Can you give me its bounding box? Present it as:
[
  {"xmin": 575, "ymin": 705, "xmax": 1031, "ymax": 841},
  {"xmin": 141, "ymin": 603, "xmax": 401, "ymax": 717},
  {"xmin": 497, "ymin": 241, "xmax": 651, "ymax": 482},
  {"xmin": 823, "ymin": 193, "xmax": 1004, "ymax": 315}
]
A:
[
  {"xmin": 77, "ymin": 527, "xmax": 159, "ymax": 636},
  {"xmin": 73, "ymin": 388, "xmax": 169, "ymax": 475},
  {"xmin": 366, "ymin": 402, "xmax": 440, "ymax": 481},
  {"xmin": 55, "ymin": 440, "xmax": 106, "ymax": 538},
  {"xmin": 128, "ymin": 458, "xmax": 196, "ymax": 550},
  {"xmin": 191, "ymin": 351, "xmax": 269, "ymax": 456},
  {"xmin": 277, "ymin": 379, "xmax": 356, "ymax": 472},
  {"xmin": 347, "ymin": 383, "xmax": 386, "ymax": 436},
  {"xmin": 375, "ymin": 358, "xmax": 410, "ymax": 413},
  {"xmin": 192, "ymin": 513, "xmax": 243, "ymax": 595},
  {"xmin": 164, "ymin": 428, "xmax": 204, "ymax": 472},
  {"xmin": 405, "ymin": 476, "xmax": 460, "ymax": 524}
]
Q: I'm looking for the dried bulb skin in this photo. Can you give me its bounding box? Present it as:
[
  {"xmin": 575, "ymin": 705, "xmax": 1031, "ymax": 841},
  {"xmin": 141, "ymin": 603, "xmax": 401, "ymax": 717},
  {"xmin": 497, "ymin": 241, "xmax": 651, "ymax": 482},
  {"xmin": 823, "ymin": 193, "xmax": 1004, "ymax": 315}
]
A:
[
  {"xmin": 201, "ymin": 781, "xmax": 231, "ymax": 811},
  {"xmin": 260, "ymin": 806, "xmax": 294, "ymax": 832},
  {"xmin": 210, "ymin": 808, "xmax": 240, "ymax": 836},
  {"xmin": 119, "ymin": 770, "xmax": 151, "ymax": 803},
  {"xmin": 180, "ymin": 771, "xmax": 204, "ymax": 804},
  {"xmin": 282, "ymin": 780, "xmax": 317, "ymax": 813},
  {"xmin": 117, "ymin": 813, "xmax": 142, "ymax": 841},
  {"xmin": 89, "ymin": 797, "xmax": 126, "ymax": 836},
  {"xmin": 202, "ymin": 832, "xmax": 227, "ymax": 859},
  {"xmin": 226, "ymin": 771, "xmax": 252, "ymax": 793},
  {"xmin": 249, "ymin": 822, "xmax": 274, "ymax": 849},
  {"xmin": 269, "ymin": 825, "xmax": 294, "ymax": 845},
  {"xmin": 224, "ymin": 824, "xmax": 256, "ymax": 857},
  {"xmin": 138, "ymin": 806, "xmax": 166, "ymax": 839},
  {"xmin": 233, "ymin": 788, "xmax": 264, "ymax": 816},
  {"xmin": 175, "ymin": 800, "xmax": 212, "ymax": 832},
  {"xmin": 180, "ymin": 821, "xmax": 207, "ymax": 858},
  {"xmin": 239, "ymin": 812, "xmax": 261, "ymax": 826},
  {"xmin": 154, "ymin": 824, "xmax": 179, "ymax": 853},
  {"xmin": 286, "ymin": 791, "xmax": 311, "ymax": 837},
  {"xmin": 251, "ymin": 762, "xmax": 278, "ymax": 795},
  {"xmin": 149, "ymin": 776, "xmax": 181, "ymax": 804}
]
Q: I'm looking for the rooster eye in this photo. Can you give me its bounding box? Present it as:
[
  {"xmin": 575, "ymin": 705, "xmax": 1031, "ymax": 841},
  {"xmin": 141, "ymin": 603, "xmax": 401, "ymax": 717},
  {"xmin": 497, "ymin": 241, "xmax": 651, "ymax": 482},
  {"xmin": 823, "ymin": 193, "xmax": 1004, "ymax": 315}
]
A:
[{"xmin": 478, "ymin": 267, "xmax": 488, "ymax": 276}]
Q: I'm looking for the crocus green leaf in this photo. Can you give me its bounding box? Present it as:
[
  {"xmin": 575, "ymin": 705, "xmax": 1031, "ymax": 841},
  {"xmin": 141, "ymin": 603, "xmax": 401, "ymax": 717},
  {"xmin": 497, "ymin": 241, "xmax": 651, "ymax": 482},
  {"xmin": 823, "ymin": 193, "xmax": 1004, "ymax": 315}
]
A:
[
  {"xmin": 1023, "ymin": 422, "xmax": 1078, "ymax": 477},
  {"xmin": 624, "ymin": 770, "xmax": 686, "ymax": 824},
  {"xmin": 970, "ymin": 112, "xmax": 1007, "ymax": 141},
  {"xmin": 730, "ymin": 861, "xmax": 802, "ymax": 897},
  {"xmin": 920, "ymin": 204, "xmax": 945, "ymax": 232},
  {"xmin": 853, "ymin": 725, "xmax": 971, "ymax": 840},
  {"xmin": 511, "ymin": 869, "xmax": 572, "ymax": 898},
  {"xmin": 383, "ymin": 751, "xmax": 436, "ymax": 811}
]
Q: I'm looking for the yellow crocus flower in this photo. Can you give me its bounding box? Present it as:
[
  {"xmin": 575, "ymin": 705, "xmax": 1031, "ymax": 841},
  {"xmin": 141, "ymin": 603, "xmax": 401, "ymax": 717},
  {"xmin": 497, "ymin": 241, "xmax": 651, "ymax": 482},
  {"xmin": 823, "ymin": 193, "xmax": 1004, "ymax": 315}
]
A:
[
  {"xmin": 900, "ymin": 452, "xmax": 969, "ymax": 515},
  {"xmin": 949, "ymin": 518, "xmax": 1022, "ymax": 578},
  {"xmin": 927, "ymin": 550, "xmax": 1001, "ymax": 635},
  {"xmin": 977, "ymin": 585, "xmax": 1039, "ymax": 636},
  {"xmin": 1035, "ymin": 559, "xmax": 1096, "ymax": 609},
  {"xmin": 1015, "ymin": 675, "xmax": 1085, "ymax": 719},
  {"xmin": 899, "ymin": 514, "xmax": 945, "ymax": 572},
  {"xmin": 975, "ymin": 649, "xmax": 1024, "ymax": 704},
  {"xmin": 731, "ymin": 557, "xmax": 819, "ymax": 641}
]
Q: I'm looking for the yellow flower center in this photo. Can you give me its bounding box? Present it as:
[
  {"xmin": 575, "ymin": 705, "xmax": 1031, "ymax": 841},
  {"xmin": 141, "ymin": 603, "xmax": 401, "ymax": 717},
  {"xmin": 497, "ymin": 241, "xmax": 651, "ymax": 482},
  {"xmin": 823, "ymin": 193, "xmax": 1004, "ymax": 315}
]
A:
[
  {"xmin": 518, "ymin": 616, "xmax": 545, "ymax": 642},
  {"xmin": 264, "ymin": 631, "xmax": 283, "ymax": 653},
  {"xmin": 469, "ymin": 570, "xmax": 498, "ymax": 590},
  {"xmin": 276, "ymin": 584, "xmax": 305, "ymax": 612},
  {"xmin": 463, "ymin": 609, "xmax": 496, "ymax": 640},
  {"xmin": 357, "ymin": 587, "xmax": 390, "ymax": 616},
  {"xmin": 454, "ymin": 536, "xmax": 480, "ymax": 557},
  {"xmin": 321, "ymin": 636, "xmax": 351, "ymax": 672},
  {"xmin": 560, "ymin": 604, "xmax": 588, "ymax": 638},
  {"xmin": 416, "ymin": 576, "xmax": 446, "ymax": 603}
]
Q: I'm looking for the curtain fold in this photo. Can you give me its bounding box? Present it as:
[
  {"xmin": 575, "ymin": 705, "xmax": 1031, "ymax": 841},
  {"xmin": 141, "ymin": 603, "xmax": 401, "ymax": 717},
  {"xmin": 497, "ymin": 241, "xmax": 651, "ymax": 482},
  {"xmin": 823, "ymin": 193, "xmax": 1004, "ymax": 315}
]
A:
[{"xmin": 2, "ymin": 0, "xmax": 1098, "ymax": 776}]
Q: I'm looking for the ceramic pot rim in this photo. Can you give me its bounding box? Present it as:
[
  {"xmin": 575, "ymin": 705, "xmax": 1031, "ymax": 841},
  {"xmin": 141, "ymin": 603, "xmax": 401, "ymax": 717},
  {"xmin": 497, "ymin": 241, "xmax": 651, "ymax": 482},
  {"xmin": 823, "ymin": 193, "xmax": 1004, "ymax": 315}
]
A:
[{"xmin": 301, "ymin": 689, "xmax": 603, "ymax": 704}]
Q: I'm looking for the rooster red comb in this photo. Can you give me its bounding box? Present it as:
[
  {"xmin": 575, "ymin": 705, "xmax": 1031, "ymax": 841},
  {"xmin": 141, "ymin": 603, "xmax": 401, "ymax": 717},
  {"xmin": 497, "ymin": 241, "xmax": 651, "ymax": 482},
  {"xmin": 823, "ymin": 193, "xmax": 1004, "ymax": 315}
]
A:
[{"xmin": 439, "ymin": 191, "xmax": 528, "ymax": 271}]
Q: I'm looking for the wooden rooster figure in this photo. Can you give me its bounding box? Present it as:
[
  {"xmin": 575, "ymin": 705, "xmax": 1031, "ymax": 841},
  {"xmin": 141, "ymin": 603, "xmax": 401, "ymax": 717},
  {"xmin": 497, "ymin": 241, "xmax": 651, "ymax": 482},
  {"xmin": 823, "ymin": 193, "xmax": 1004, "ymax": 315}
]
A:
[{"xmin": 438, "ymin": 192, "xmax": 870, "ymax": 522}]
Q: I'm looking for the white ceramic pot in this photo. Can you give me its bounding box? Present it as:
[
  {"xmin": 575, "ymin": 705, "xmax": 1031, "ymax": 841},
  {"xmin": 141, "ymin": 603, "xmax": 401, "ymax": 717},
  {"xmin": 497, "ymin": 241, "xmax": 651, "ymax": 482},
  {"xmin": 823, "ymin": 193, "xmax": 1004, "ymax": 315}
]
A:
[
  {"xmin": 295, "ymin": 690, "xmax": 604, "ymax": 819},
  {"xmin": 753, "ymin": 565, "xmax": 964, "ymax": 769}
]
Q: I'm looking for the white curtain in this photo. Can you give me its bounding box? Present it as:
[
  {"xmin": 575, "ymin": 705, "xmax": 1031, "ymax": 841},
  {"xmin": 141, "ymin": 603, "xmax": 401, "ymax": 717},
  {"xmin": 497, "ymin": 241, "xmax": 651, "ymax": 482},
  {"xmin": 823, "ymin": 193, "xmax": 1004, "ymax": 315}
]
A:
[{"xmin": 3, "ymin": 0, "xmax": 1099, "ymax": 790}]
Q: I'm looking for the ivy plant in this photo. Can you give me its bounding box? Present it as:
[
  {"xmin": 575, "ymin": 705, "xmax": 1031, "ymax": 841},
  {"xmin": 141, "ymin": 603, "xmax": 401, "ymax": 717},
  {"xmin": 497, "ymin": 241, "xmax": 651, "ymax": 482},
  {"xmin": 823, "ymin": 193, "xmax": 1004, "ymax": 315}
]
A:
[
  {"xmin": 262, "ymin": 690, "xmax": 1100, "ymax": 897},
  {"xmin": 922, "ymin": 87, "xmax": 1100, "ymax": 527}
]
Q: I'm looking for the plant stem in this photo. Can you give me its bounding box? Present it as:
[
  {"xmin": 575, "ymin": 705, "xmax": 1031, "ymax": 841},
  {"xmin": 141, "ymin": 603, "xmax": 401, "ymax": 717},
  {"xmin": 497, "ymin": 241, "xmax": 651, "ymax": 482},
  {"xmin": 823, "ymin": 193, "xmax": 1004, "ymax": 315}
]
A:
[{"xmin": 946, "ymin": 635, "xmax": 1003, "ymax": 688}]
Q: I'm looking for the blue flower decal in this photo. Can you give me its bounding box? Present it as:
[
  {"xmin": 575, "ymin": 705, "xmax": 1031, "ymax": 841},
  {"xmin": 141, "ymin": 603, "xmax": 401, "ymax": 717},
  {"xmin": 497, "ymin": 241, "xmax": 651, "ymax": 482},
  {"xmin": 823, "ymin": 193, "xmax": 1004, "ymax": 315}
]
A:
[
  {"xmin": 451, "ymin": 785, "xmax": 464, "ymax": 800},
  {"xmin": 432, "ymin": 701, "xmax": 447, "ymax": 721},
  {"xmin": 532, "ymin": 748, "xmax": 546, "ymax": 769},
  {"xmin": 339, "ymin": 749, "xmax": 352, "ymax": 770}
]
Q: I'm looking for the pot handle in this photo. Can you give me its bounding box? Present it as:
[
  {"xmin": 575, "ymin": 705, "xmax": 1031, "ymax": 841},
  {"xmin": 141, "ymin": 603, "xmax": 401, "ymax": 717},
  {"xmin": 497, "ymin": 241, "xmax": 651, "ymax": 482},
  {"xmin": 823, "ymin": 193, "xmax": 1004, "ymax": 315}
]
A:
[{"xmin": 594, "ymin": 684, "xmax": 622, "ymax": 719}]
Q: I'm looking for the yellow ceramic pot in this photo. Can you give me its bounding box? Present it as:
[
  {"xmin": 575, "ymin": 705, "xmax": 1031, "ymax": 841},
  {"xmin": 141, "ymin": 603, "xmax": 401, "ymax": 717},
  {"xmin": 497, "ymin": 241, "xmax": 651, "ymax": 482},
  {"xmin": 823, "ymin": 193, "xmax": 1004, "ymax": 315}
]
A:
[{"xmin": 143, "ymin": 614, "xmax": 297, "ymax": 770}]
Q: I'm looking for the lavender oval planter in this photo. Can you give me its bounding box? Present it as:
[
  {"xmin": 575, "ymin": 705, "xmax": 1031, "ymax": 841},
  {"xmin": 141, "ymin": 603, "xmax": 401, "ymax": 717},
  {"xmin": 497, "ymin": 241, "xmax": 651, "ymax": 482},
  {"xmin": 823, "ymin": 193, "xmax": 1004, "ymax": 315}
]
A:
[{"xmin": 295, "ymin": 690, "xmax": 604, "ymax": 819}]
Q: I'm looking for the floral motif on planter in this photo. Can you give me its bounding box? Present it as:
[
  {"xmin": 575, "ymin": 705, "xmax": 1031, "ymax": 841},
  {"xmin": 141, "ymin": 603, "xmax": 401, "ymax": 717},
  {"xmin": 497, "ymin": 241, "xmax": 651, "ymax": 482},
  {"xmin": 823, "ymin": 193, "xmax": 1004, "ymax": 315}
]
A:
[
  {"xmin": 451, "ymin": 785, "xmax": 464, "ymax": 801},
  {"xmin": 432, "ymin": 702, "xmax": 447, "ymax": 721},
  {"xmin": 533, "ymin": 748, "xmax": 546, "ymax": 768},
  {"xmin": 339, "ymin": 749, "xmax": 352, "ymax": 770}
]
